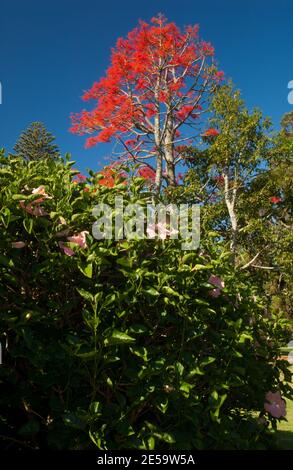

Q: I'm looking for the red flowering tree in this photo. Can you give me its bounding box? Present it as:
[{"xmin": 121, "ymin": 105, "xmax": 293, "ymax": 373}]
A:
[{"xmin": 71, "ymin": 14, "xmax": 223, "ymax": 188}]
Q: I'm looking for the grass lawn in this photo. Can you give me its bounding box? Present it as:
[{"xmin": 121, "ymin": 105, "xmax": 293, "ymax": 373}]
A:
[
  {"xmin": 276, "ymin": 398, "xmax": 293, "ymax": 449},
  {"xmin": 276, "ymin": 365, "xmax": 293, "ymax": 449}
]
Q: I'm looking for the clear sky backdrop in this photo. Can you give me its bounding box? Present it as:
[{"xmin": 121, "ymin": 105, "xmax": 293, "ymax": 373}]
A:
[{"xmin": 1, "ymin": 0, "xmax": 292, "ymax": 173}]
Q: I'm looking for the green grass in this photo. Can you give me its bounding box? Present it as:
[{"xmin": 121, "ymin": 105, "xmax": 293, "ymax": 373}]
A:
[
  {"xmin": 276, "ymin": 399, "xmax": 293, "ymax": 449},
  {"xmin": 276, "ymin": 366, "xmax": 293, "ymax": 449},
  {"xmin": 280, "ymin": 347, "xmax": 293, "ymax": 354}
]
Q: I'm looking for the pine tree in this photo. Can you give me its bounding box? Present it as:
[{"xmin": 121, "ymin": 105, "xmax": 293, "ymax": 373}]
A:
[{"xmin": 14, "ymin": 122, "xmax": 60, "ymax": 161}]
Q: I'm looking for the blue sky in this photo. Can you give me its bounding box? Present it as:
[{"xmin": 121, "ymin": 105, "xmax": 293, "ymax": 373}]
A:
[{"xmin": 0, "ymin": 0, "xmax": 292, "ymax": 173}]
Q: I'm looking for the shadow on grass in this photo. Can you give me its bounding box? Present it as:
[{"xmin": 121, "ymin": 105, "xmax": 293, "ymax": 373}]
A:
[{"xmin": 276, "ymin": 430, "xmax": 293, "ymax": 450}]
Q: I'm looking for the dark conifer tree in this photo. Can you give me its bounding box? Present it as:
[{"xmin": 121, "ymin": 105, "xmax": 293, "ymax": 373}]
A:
[{"xmin": 14, "ymin": 122, "xmax": 59, "ymax": 161}]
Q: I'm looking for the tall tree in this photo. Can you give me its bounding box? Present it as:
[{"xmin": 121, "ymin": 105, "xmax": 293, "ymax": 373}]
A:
[
  {"xmin": 174, "ymin": 87, "xmax": 292, "ymax": 317},
  {"xmin": 71, "ymin": 14, "xmax": 223, "ymax": 188},
  {"xmin": 207, "ymin": 85, "xmax": 271, "ymax": 258},
  {"xmin": 14, "ymin": 122, "xmax": 59, "ymax": 161},
  {"xmin": 178, "ymin": 84, "xmax": 270, "ymax": 259}
]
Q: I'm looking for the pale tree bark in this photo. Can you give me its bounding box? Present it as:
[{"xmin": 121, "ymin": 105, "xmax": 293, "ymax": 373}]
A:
[
  {"xmin": 155, "ymin": 153, "xmax": 163, "ymax": 189},
  {"xmin": 164, "ymin": 114, "xmax": 176, "ymax": 186},
  {"xmin": 223, "ymin": 170, "xmax": 238, "ymax": 262},
  {"xmin": 239, "ymin": 252, "xmax": 260, "ymax": 270},
  {"xmin": 154, "ymin": 73, "xmax": 163, "ymax": 190},
  {"xmin": 115, "ymin": 52, "xmax": 213, "ymax": 190}
]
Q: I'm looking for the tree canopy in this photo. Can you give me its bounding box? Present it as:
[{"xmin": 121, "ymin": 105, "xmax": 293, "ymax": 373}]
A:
[{"xmin": 14, "ymin": 122, "xmax": 60, "ymax": 161}]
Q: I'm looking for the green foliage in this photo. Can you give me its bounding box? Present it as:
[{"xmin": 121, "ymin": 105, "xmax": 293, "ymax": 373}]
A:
[
  {"xmin": 0, "ymin": 153, "xmax": 291, "ymax": 450},
  {"xmin": 173, "ymin": 84, "xmax": 292, "ymax": 320},
  {"xmin": 13, "ymin": 122, "xmax": 60, "ymax": 161},
  {"xmin": 281, "ymin": 111, "xmax": 293, "ymax": 136}
]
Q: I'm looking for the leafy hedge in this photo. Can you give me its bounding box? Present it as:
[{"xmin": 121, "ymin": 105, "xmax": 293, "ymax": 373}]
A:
[{"xmin": 0, "ymin": 152, "xmax": 291, "ymax": 449}]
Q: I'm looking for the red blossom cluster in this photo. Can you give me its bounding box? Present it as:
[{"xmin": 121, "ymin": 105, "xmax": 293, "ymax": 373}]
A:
[
  {"xmin": 97, "ymin": 168, "xmax": 116, "ymax": 188},
  {"xmin": 176, "ymin": 145, "xmax": 189, "ymax": 153},
  {"xmin": 70, "ymin": 13, "xmax": 223, "ymax": 176},
  {"xmin": 214, "ymin": 70, "xmax": 224, "ymax": 81},
  {"xmin": 269, "ymin": 196, "xmax": 282, "ymax": 204},
  {"xmin": 138, "ymin": 165, "xmax": 156, "ymax": 181},
  {"xmin": 176, "ymin": 172, "xmax": 184, "ymax": 183},
  {"xmin": 214, "ymin": 175, "xmax": 224, "ymax": 184},
  {"xmin": 202, "ymin": 128, "xmax": 219, "ymax": 137},
  {"xmin": 73, "ymin": 173, "xmax": 87, "ymax": 183},
  {"xmin": 176, "ymin": 105, "xmax": 199, "ymax": 121},
  {"xmin": 124, "ymin": 139, "xmax": 137, "ymax": 147}
]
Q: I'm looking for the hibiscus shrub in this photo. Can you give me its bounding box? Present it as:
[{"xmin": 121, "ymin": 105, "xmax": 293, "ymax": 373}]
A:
[{"xmin": 0, "ymin": 152, "xmax": 291, "ymax": 449}]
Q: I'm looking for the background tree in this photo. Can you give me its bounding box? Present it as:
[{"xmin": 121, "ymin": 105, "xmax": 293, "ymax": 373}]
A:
[
  {"xmin": 14, "ymin": 122, "xmax": 60, "ymax": 161},
  {"xmin": 206, "ymin": 85, "xmax": 271, "ymax": 259},
  {"xmin": 281, "ymin": 110, "xmax": 293, "ymax": 136},
  {"xmin": 240, "ymin": 114, "xmax": 293, "ymax": 318},
  {"xmin": 71, "ymin": 14, "xmax": 223, "ymax": 188},
  {"xmin": 174, "ymin": 85, "xmax": 292, "ymax": 318},
  {"xmin": 172, "ymin": 83, "xmax": 270, "ymax": 260}
]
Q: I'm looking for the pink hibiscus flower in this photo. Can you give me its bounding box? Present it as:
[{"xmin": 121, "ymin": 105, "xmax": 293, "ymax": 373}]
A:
[
  {"xmin": 11, "ymin": 241, "xmax": 26, "ymax": 249},
  {"xmin": 58, "ymin": 241, "xmax": 75, "ymax": 257},
  {"xmin": 146, "ymin": 223, "xmax": 178, "ymax": 240},
  {"xmin": 31, "ymin": 186, "xmax": 52, "ymax": 204},
  {"xmin": 209, "ymin": 275, "xmax": 225, "ymax": 289},
  {"xmin": 67, "ymin": 231, "xmax": 89, "ymax": 249},
  {"xmin": 19, "ymin": 201, "xmax": 48, "ymax": 217},
  {"xmin": 59, "ymin": 231, "xmax": 89, "ymax": 256},
  {"xmin": 19, "ymin": 186, "xmax": 51, "ymax": 217},
  {"xmin": 32, "ymin": 186, "xmax": 51, "ymax": 197},
  {"xmin": 264, "ymin": 391, "xmax": 286, "ymax": 418},
  {"xmin": 208, "ymin": 275, "xmax": 225, "ymax": 298},
  {"xmin": 209, "ymin": 288, "xmax": 221, "ymax": 298}
]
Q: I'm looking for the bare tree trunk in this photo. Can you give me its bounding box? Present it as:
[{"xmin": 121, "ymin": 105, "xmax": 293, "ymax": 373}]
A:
[
  {"xmin": 229, "ymin": 211, "xmax": 237, "ymax": 255},
  {"xmin": 155, "ymin": 152, "xmax": 162, "ymax": 189},
  {"xmin": 223, "ymin": 171, "xmax": 238, "ymax": 262},
  {"xmin": 164, "ymin": 116, "xmax": 176, "ymax": 186},
  {"xmin": 154, "ymin": 77, "xmax": 162, "ymax": 190}
]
